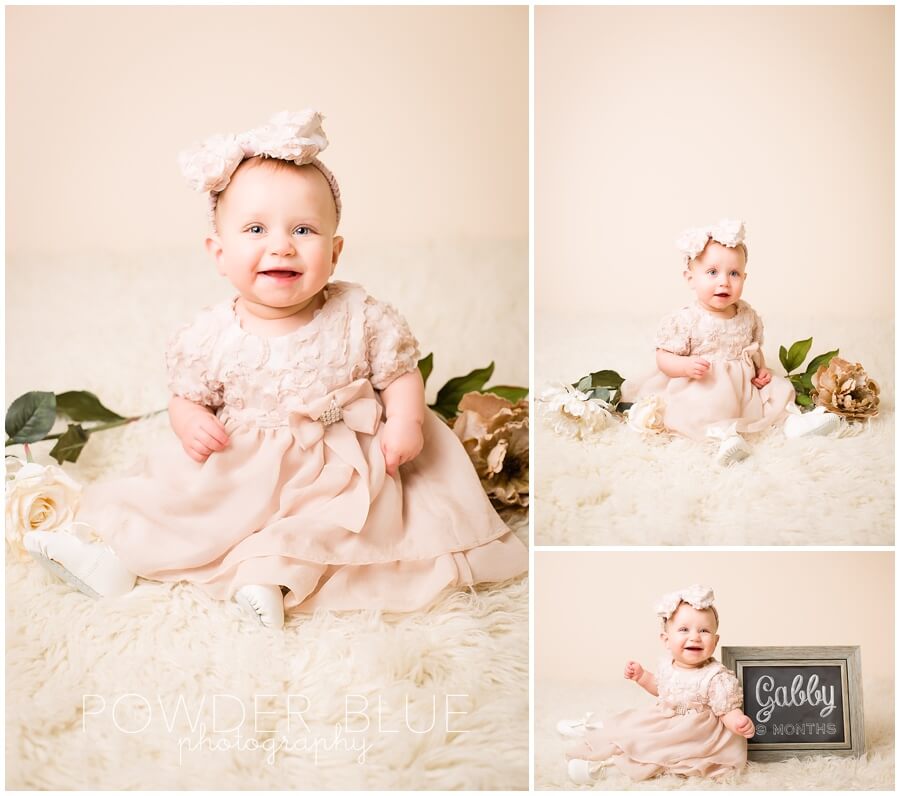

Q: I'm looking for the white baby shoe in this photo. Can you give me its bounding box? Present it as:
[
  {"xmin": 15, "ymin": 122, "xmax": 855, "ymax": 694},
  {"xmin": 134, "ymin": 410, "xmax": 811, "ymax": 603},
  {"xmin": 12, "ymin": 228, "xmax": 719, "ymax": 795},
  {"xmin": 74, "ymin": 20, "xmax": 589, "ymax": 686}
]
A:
[
  {"xmin": 715, "ymin": 434, "xmax": 751, "ymax": 466},
  {"xmin": 23, "ymin": 528, "xmax": 136, "ymax": 598},
  {"xmin": 234, "ymin": 584, "xmax": 284, "ymax": 629},
  {"xmin": 556, "ymin": 712, "xmax": 604, "ymax": 737},
  {"xmin": 783, "ymin": 406, "xmax": 842, "ymax": 439},
  {"xmin": 567, "ymin": 758, "xmax": 607, "ymax": 785}
]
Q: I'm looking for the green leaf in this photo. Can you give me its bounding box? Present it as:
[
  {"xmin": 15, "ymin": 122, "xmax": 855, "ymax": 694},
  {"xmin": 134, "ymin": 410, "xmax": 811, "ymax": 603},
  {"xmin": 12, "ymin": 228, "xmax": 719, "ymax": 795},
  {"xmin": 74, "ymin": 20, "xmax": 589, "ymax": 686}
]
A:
[
  {"xmin": 587, "ymin": 370, "xmax": 625, "ymax": 390},
  {"xmin": 430, "ymin": 362, "xmax": 495, "ymax": 419},
  {"xmin": 485, "ymin": 385, "xmax": 528, "ymax": 402},
  {"xmin": 48, "ymin": 423, "xmax": 89, "ymax": 464},
  {"xmin": 785, "ymin": 337, "xmax": 813, "ymax": 373},
  {"xmin": 5, "ymin": 391, "xmax": 57, "ymax": 444},
  {"xmin": 788, "ymin": 375, "xmax": 806, "ymax": 392},
  {"xmin": 779, "ymin": 345, "xmax": 789, "ymax": 372},
  {"xmin": 798, "ymin": 371, "xmax": 814, "ymax": 391},
  {"xmin": 591, "ymin": 387, "xmax": 611, "ymax": 403},
  {"xmin": 417, "ymin": 353, "xmax": 434, "ymax": 387},
  {"xmin": 55, "ymin": 391, "xmax": 125, "ymax": 423},
  {"xmin": 805, "ymin": 349, "xmax": 839, "ymax": 378},
  {"xmin": 575, "ymin": 375, "xmax": 592, "ymax": 392},
  {"xmin": 796, "ymin": 393, "xmax": 813, "ymax": 408}
]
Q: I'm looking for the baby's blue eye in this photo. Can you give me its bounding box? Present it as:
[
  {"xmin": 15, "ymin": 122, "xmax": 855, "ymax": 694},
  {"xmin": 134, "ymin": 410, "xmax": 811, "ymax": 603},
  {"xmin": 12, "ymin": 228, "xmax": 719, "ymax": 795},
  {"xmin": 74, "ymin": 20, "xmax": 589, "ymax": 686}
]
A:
[
  {"xmin": 293, "ymin": 226, "xmax": 311, "ymax": 236},
  {"xmin": 707, "ymin": 269, "xmax": 717, "ymax": 276},
  {"xmin": 247, "ymin": 225, "xmax": 264, "ymax": 234},
  {"xmin": 701, "ymin": 628, "xmax": 711, "ymax": 633}
]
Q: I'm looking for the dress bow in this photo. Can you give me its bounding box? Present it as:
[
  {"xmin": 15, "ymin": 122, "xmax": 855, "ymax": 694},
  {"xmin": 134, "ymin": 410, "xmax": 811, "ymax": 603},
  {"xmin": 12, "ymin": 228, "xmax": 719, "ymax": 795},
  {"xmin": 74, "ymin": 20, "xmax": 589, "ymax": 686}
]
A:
[{"xmin": 289, "ymin": 379, "xmax": 381, "ymax": 450}]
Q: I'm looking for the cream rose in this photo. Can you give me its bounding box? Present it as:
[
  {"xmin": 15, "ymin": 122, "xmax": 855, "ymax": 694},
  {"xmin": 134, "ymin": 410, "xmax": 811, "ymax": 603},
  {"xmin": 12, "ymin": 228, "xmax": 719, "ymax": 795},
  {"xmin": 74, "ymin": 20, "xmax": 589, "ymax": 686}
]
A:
[
  {"xmin": 5, "ymin": 460, "xmax": 83, "ymax": 560},
  {"xmin": 625, "ymin": 394, "xmax": 666, "ymax": 434}
]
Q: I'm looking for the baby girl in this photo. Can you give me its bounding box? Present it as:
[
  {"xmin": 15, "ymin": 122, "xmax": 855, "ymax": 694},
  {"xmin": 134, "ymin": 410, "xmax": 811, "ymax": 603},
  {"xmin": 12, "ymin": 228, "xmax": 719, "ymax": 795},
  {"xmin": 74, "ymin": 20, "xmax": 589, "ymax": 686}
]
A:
[
  {"xmin": 23, "ymin": 110, "xmax": 528, "ymax": 628},
  {"xmin": 560, "ymin": 585, "xmax": 752, "ymax": 784},
  {"xmin": 621, "ymin": 219, "xmax": 839, "ymax": 465}
]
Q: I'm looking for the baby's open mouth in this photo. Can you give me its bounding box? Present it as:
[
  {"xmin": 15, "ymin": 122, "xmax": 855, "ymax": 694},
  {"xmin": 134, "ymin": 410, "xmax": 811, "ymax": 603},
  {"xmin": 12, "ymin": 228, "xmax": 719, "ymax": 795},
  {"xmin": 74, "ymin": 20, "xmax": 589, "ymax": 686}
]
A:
[
  {"xmin": 714, "ymin": 292, "xmax": 730, "ymax": 297},
  {"xmin": 685, "ymin": 646, "xmax": 704, "ymax": 651},
  {"xmin": 260, "ymin": 269, "xmax": 301, "ymax": 280}
]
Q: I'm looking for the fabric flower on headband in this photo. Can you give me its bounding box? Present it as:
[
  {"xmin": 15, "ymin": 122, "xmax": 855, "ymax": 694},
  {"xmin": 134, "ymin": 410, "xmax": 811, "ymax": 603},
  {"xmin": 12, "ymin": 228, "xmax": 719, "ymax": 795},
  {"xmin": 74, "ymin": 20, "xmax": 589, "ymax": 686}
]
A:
[
  {"xmin": 177, "ymin": 110, "xmax": 342, "ymax": 228},
  {"xmin": 676, "ymin": 219, "xmax": 746, "ymax": 264},
  {"xmin": 655, "ymin": 584, "xmax": 716, "ymax": 622},
  {"xmin": 178, "ymin": 110, "xmax": 329, "ymax": 194}
]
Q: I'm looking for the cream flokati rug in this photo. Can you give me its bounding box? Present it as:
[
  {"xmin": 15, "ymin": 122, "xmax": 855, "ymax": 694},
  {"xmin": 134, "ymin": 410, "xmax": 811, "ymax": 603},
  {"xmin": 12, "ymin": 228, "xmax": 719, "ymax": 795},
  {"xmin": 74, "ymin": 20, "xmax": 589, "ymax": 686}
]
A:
[
  {"xmin": 5, "ymin": 243, "xmax": 528, "ymax": 790},
  {"xmin": 535, "ymin": 312, "xmax": 894, "ymax": 546},
  {"xmin": 535, "ymin": 679, "xmax": 895, "ymax": 790}
]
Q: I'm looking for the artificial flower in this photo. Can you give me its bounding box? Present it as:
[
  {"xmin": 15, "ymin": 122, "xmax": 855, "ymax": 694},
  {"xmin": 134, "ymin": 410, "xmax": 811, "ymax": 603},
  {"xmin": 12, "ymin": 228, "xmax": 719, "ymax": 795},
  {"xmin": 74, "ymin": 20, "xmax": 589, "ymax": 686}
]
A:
[
  {"xmin": 452, "ymin": 392, "xmax": 528, "ymax": 508},
  {"xmin": 625, "ymin": 394, "xmax": 666, "ymax": 435},
  {"xmin": 538, "ymin": 382, "xmax": 613, "ymax": 440},
  {"xmin": 813, "ymin": 356, "xmax": 880, "ymax": 420},
  {"xmin": 5, "ymin": 459, "xmax": 83, "ymax": 560}
]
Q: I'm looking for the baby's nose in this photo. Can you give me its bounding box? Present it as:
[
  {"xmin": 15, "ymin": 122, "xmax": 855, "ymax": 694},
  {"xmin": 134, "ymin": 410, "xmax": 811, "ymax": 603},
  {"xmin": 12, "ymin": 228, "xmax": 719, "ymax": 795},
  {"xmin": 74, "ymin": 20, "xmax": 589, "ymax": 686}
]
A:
[{"xmin": 269, "ymin": 235, "xmax": 295, "ymax": 256}]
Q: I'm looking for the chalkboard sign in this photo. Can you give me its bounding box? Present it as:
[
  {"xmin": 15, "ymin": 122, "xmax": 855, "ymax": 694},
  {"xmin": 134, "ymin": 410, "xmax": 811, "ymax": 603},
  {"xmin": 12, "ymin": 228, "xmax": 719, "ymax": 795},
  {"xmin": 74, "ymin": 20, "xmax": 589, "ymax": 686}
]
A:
[{"xmin": 721, "ymin": 646, "xmax": 865, "ymax": 760}]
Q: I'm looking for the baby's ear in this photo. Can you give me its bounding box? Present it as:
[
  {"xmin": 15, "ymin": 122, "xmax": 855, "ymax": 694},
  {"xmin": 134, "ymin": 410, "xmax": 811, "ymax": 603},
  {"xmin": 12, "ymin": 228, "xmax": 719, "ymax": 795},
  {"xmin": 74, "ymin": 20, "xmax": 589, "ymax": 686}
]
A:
[
  {"xmin": 331, "ymin": 236, "xmax": 344, "ymax": 273},
  {"xmin": 204, "ymin": 235, "xmax": 225, "ymax": 275},
  {"xmin": 659, "ymin": 631, "xmax": 668, "ymax": 644},
  {"xmin": 682, "ymin": 268, "xmax": 692, "ymax": 284}
]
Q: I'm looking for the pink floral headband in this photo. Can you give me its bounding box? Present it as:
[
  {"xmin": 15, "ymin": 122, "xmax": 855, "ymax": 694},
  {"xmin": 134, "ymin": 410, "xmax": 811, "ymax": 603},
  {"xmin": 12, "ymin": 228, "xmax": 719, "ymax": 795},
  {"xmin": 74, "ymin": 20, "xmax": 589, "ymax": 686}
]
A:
[
  {"xmin": 655, "ymin": 584, "xmax": 719, "ymax": 629},
  {"xmin": 177, "ymin": 109, "xmax": 342, "ymax": 231},
  {"xmin": 676, "ymin": 219, "xmax": 747, "ymax": 266}
]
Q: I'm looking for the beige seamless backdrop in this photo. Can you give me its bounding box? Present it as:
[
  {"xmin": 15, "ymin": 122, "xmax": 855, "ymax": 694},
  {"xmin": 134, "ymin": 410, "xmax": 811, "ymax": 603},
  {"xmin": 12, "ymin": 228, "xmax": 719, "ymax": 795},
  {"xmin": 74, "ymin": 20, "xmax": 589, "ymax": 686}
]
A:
[
  {"xmin": 535, "ymin": 551, "xmax": 894, "ymax": 684},
  {"xmin": 536, "ymin": 5, "xmax": 893, "ymax": 320},
  {"xmin": 7, "ymin": 5, "xmax": 526, "ymax": 255}
]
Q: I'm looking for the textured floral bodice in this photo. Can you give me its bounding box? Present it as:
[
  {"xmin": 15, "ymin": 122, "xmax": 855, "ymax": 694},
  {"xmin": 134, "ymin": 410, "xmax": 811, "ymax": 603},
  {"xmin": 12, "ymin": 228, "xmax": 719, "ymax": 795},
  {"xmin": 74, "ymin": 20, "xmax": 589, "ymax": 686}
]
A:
[
  {"xmin": 655, "ymin": 655, "xmax": 743, "ymax": 717},
  {"xmin": 165, "ymin": 281, "xmax": 421, "ymax": 427},
  {"xmin": 654, "ymin": 301, "xmax": 764, "ymax": 362}
]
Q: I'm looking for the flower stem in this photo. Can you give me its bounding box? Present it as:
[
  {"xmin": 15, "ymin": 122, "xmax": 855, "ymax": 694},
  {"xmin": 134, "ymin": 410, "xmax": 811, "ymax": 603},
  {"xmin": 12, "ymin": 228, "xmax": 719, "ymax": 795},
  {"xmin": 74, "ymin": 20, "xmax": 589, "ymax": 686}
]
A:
[
  {"xmin": 23, "ymin": 443, "xmax": 33, "ymax": 463},
  {"xmin": 4, "ymin": 408, "xmax": 168, "ymax": 447}
]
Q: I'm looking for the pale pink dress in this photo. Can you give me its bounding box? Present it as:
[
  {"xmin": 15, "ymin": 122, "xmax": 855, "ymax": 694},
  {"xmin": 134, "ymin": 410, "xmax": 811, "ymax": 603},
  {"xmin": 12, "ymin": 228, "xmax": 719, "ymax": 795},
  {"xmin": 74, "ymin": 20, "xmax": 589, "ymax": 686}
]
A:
[
  {"xmin": 566, "ymin": 655, "xmax": 747, "ymax": 781},
  {"xmin": 620, "ymin": 300, "xmax": 795, "ymax": 440},
  {"xmin": 77, "ymin": 280, "xmax": 527, "ymax": 611}
]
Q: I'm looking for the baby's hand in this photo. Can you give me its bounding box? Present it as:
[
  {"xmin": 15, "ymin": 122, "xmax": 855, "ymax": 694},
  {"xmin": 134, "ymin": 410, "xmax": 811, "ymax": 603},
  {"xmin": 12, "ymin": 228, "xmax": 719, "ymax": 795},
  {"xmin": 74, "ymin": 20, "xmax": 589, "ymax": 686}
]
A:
[
  {"xmin": 682, "ymin": 356, "xmax": 710, "ymax": 380},
  {"xmin": 723, "ymin": 710, "xmax": 756, "ymax": 739},
  {"xmin": 381, "ymin": 416, "xmax": 424, "ymax": 477},
  {"xmin": 624, "ymin": 660, "xmax": 644, "ymax": 681},
  {"xmin": 752, "ymin": 366, "xmax": 772, "ymax": 388},
  {"xmin": 177, "ymin": 409, "xmax": 230, "ymax": 464}
]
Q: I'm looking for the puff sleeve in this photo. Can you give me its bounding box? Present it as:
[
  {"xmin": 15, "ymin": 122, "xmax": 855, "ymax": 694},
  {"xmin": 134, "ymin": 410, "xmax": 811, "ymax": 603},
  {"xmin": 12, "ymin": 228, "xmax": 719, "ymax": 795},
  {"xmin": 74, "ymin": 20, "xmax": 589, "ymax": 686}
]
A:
[
  {"xmin": 748, "ymin": 304, "xmax": 765, "ymax": 347},
  {"xmin": 164, "ymin": 308, "xmax": 225, "ymax": 409},
  {"xmin": 654, "ymin": 308, "xmax": 692, "ymax": 356},
  {"xmin": 363, "ymin": 293, "xmax": 421, "ymax": 390},
  {"xmin": 707, "ymin": 670, "xmax": 744, "ymax": 716}
]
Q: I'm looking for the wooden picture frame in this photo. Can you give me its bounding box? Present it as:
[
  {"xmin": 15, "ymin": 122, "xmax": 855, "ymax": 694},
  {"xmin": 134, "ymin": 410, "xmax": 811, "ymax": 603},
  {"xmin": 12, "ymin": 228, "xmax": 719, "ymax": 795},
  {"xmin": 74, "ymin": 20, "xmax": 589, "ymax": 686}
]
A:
[{"xmin": 721, "ymin": 646, "xmax": 865, "ymax": 761}]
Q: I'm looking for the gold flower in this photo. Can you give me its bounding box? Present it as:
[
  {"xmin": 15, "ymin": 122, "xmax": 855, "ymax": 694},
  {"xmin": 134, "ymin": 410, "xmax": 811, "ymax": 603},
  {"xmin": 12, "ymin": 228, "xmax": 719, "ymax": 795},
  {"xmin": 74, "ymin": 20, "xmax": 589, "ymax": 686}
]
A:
[
  {"xmin": 451, "ymin": 392, "xmax": 528, "ymax": 508},
  {"xmin": 813, "ymin": 357, "xmax": 880, "ymax": 420}
]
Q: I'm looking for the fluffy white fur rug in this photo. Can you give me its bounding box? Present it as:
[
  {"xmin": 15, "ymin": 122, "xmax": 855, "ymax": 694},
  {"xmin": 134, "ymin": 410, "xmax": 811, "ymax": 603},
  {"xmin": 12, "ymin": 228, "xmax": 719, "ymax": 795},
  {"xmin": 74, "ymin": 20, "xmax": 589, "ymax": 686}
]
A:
[
  {"xmin": 535, "ymin": 312, "xmax": 894, "ymax": 546},
  {"xmin": 535, "ymin": 679, "xmax": 894, "ymax": 790},
  {"xmin": 6, "ymin": 243, "xmax": 528, "ymax": 789}
]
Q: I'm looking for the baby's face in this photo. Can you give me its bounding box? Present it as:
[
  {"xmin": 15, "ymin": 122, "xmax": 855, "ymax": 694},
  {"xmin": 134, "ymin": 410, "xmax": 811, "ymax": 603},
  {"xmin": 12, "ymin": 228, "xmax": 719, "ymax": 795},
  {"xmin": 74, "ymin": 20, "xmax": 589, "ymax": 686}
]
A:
[
  {"xmin": 206, "ymin": 161, "xmax": 342, "ymax": 313},
  {"xmin": 660, "ymin": 603, "xmax": 719, "ymax": 668},
  {"xmin": 684, "ymin": 242, "xmax": 746, "ymax": 315}
]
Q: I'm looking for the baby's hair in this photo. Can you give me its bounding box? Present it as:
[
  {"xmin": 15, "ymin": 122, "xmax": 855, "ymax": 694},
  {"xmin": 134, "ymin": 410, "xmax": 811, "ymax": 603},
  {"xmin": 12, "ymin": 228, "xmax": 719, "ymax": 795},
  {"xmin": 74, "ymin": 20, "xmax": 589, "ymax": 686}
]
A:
[{"xmin": 690, "ymin": 240, "xmax": 749, "ymax": 268}]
